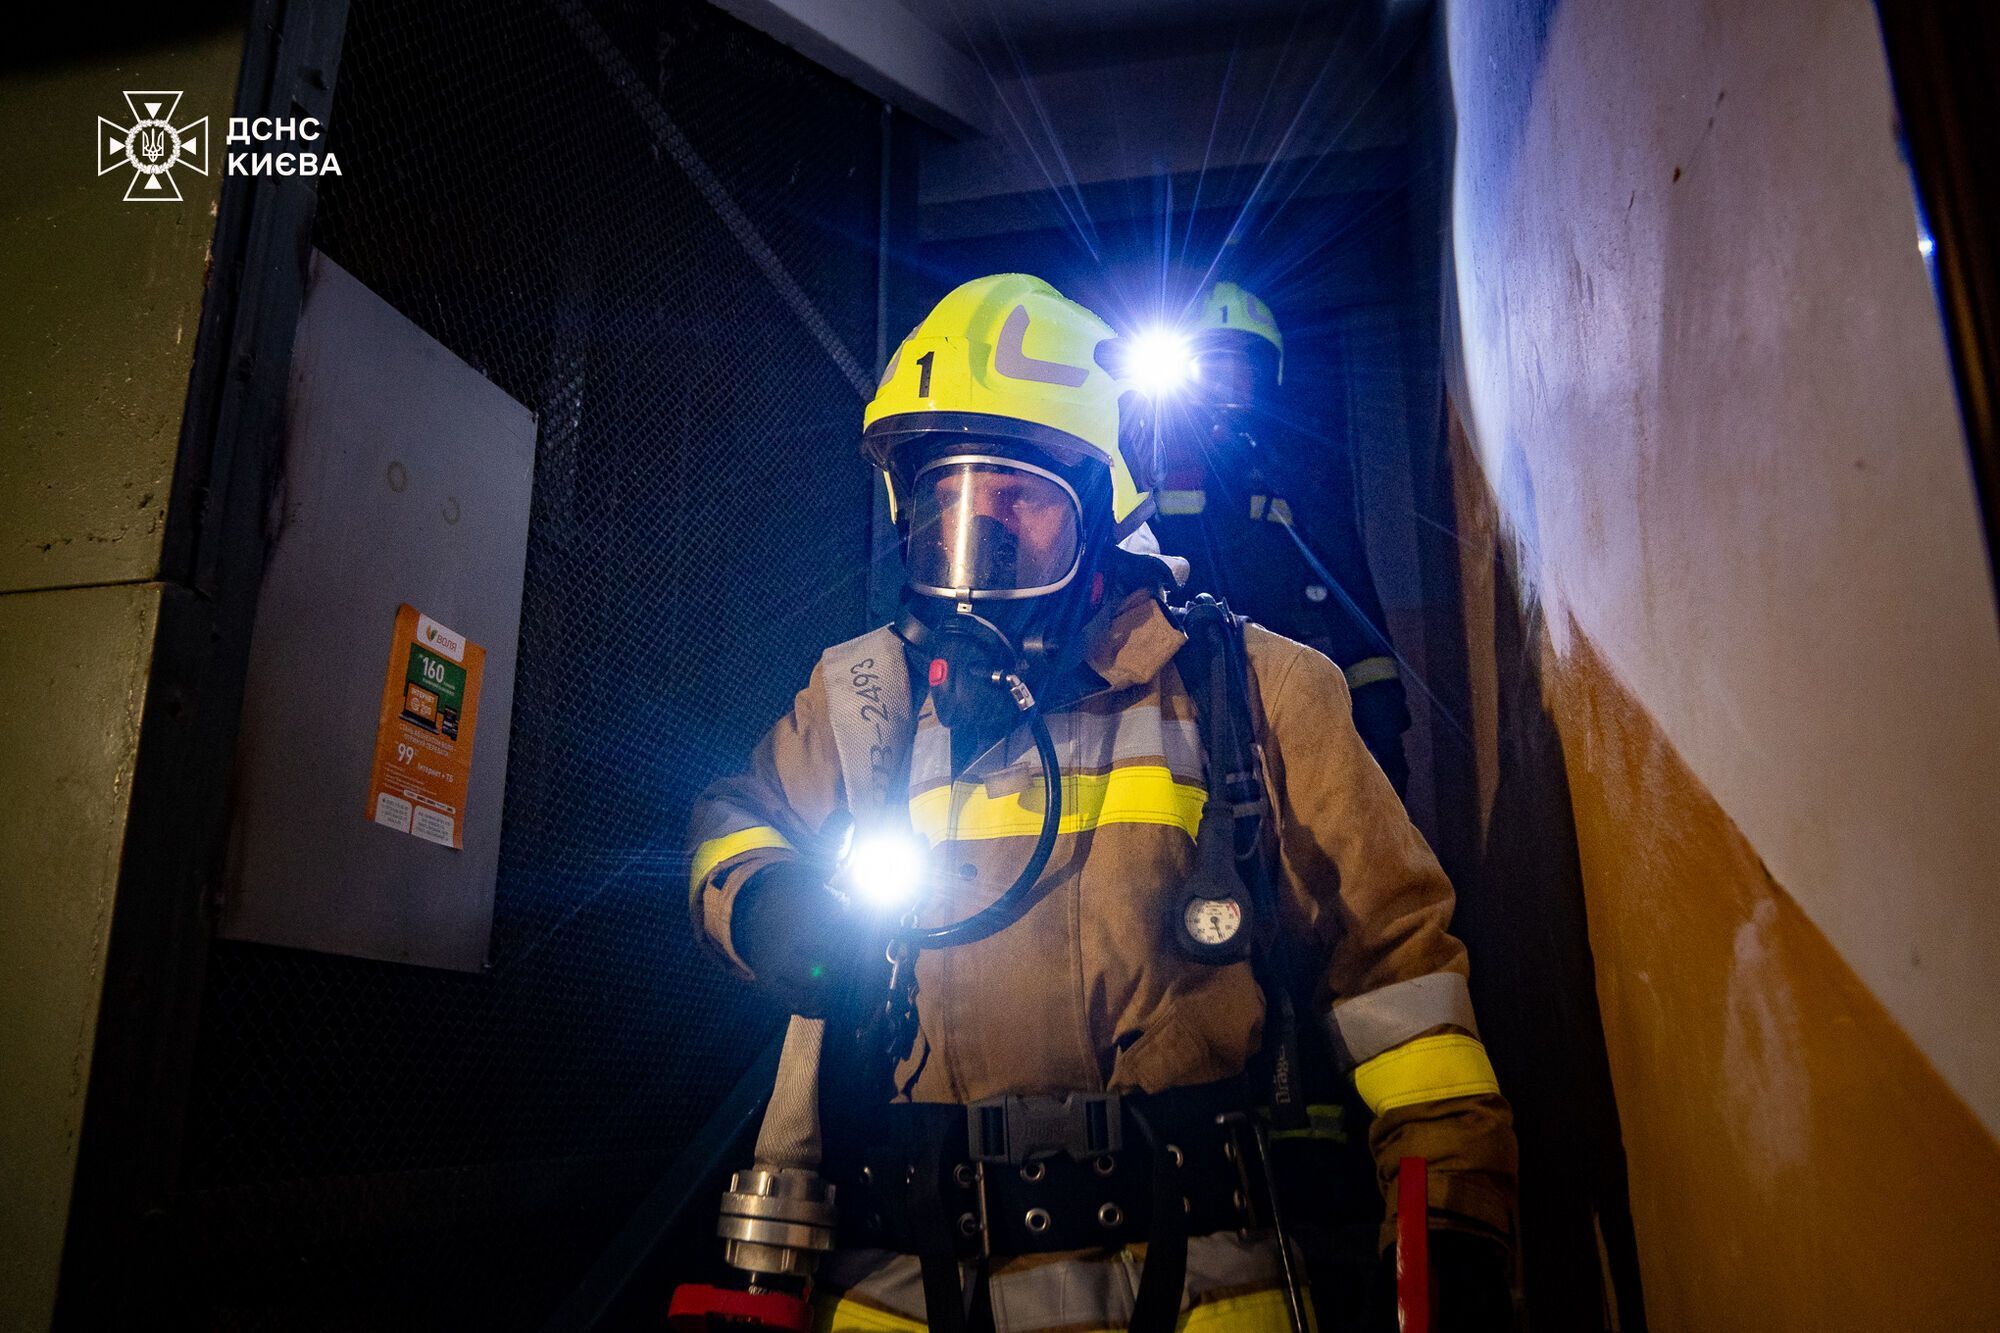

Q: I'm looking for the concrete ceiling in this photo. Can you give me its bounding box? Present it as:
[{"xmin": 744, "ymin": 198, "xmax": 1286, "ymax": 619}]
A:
[
  {"xmin": 705, "ymin": 0, "xmax": 1427, "ymax": 239},
  {"xmin": 706, "ymin": 0, "xmax": 1395, "ymax": 137},
  {"xmin": 910, "ymin": 0, "xmax": 1357, "ymax": 59}
]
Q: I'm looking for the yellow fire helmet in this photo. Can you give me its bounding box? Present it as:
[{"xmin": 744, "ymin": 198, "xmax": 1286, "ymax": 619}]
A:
[
  {"xmin": 863, "ymin": 273, "xmax": 1153, "ymax": 539},
  {"xmin": 1196, "ymin": 280, "xmax": 1284, "ymax": 384}
]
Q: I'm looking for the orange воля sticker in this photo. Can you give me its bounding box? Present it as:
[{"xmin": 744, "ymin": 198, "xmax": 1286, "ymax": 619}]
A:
[{"xmin": 365, "ymin": 604, "xmax": 484, "ymax": 849}]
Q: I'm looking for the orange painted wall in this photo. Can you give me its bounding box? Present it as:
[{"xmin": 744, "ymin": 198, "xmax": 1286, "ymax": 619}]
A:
[
  {"xmin": 1540, "ymin": 620, "xmax": 2000, "ymax": 1328},
  {"xmin": 1449, "ymin": 423, "xmax": 2000, "ymax": 1326}
]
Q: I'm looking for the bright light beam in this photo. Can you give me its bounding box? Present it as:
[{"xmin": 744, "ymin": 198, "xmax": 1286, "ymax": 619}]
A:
[
  {"xmin": 841, "ymin": 829, "xmax": 929, "ymax": 914},
  {"xmin": 1127, "ymin": 329, "xmax": 1196, "ymax": 397}
]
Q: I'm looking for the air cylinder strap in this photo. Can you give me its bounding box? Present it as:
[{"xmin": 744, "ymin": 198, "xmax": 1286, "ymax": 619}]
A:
[
  {"xmin": 1127, "ymin": 1103, "xmax": 1189, "ymax": 1333},
  {"xmin": 1175, "ymin": 596, "xmax": 1308, "ymax": 1132}
]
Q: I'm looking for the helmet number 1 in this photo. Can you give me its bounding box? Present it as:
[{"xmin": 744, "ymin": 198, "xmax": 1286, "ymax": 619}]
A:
[{"xmin": 915, "ymin": 350, "xmax": 934, "ymax": 398}]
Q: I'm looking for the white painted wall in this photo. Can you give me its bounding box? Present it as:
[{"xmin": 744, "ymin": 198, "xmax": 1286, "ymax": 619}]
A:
[{"xmin": 1446, "ymin": 0, "xmax": 2000, "ymax": 1133}]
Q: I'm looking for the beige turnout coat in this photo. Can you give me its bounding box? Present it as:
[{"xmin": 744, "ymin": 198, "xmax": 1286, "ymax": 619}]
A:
[{"xmin": 689, "ymin": 585, "xmax": 1517, "ymax": 1244}]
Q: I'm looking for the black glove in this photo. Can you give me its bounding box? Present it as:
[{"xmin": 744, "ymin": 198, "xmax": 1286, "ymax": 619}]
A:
[
  {"xmin": 1371, "ymin": 1230, "xmax": 1512, "ymax": 1332},
  {"xmin": 730, "ymin": 859, "xmax": 864, "ymax": 1017},
  {"xmin": 1430, "ymin": 1230, "xmax": 1512, "ymax": 1332}
]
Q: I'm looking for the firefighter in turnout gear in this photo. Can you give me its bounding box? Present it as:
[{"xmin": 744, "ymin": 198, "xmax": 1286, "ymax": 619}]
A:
[
  {"xmin": 1140, "ymin": 281, "xmax": 1415, "ymax": 795},
  {"xmin": 686, "ymin": 274, "xmax": 1516, "ymax": 1331}
]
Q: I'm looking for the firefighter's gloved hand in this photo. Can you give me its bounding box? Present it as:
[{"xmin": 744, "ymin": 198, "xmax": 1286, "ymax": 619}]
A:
[
  {"xmin": 731, "ymin": 859, "xmax": 862, "ymax": 1017},
  {"xmin": 1430, "ymin": 1229, "xmax": 1512, "ymax": 1331}
]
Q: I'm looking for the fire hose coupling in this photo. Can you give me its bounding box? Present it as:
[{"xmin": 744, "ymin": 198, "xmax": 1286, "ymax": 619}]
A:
[{"xmin": 717, "ymin": 1167, "xmax": 838, "ymax": 1282}]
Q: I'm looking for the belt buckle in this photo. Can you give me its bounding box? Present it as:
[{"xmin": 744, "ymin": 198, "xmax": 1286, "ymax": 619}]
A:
[{"xmin": 967, "ymin": 1092, "xmax": 1123, "ymax": 1165}]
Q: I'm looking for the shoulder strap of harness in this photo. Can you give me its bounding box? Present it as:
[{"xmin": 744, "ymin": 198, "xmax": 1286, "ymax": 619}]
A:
[{"xmin": 1172, "ymin": 596, "xmax": 1310, "ymax": 1131}]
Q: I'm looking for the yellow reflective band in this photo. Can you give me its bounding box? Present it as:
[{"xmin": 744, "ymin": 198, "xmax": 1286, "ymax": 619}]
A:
[
  {"xmin": 816, "ymin": 1294, "xmax": 926, "ymax": 1332},
  {"xmin": 1248, "ymin": 494, "xmax": 1294, "ymax": 525},
  {"xmin": 1343, "ymin": 655, "xmax": 1400, "ymax": 690},
  {"xmin": 1352, "ymin": 1033, "xmax": 1500, "ymax": 1115},
  {"xmin": 909, "ymin": 764, "xmax": 1205, "ymax": 844},
  {"xmin": 689, "ymin": 825, "xmax": 793, "ymax": 894},
  {"xmin": 1184, "ymin": 1289, "xmax": 1314, "ymax": 1332},
  {"xmin": 1158, "ymin": 488, "xmax": 1208, "ymax": 515}
]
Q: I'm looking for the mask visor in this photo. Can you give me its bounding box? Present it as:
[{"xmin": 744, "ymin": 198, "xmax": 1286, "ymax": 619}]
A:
[{"xmin": 907, "ymin": 458, "xmax": 1082, "ymax": 599}]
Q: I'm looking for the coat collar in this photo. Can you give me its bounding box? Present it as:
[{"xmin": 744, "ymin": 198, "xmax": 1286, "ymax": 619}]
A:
[{"xmin": 1082, "ymin": 586, "xmax": 1187, "ymax": 692}]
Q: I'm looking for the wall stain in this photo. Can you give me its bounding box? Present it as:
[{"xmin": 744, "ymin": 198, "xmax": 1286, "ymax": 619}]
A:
[{"xmin": 1722, "ymin": 897, "xmax": 1810, "ymax": 1188}]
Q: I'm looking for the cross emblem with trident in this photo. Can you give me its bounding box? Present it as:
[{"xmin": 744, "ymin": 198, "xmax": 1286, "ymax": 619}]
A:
[{"xmin": 97, "ymin": 91, "xmax": 209, "ymax": 203}]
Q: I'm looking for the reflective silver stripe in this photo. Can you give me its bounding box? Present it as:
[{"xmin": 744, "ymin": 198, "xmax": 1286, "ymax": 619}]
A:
[
  {"xmin": 1327, "ymin": 971, "xmax": 1479, "ymax": 1068},
  {"xmin": 995, "ymin": 304, "xmax": 1089, "ymax": 387},
  {"xmin": 1343, "ymin": 655, "xmax": 1400, "ymax": 690},
  {"xmin": 819, "ymin": 1230, "xmax": 1286, "ymax": 1329},
  {"xmin": 909, "ymin": 703, "xmax": 1205, "ymax": 797}
]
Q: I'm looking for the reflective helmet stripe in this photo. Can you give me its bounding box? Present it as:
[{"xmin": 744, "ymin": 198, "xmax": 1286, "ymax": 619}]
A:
[{"xmin": 995, "ymin": 304, "xmax": 1088, "ymax": 387}]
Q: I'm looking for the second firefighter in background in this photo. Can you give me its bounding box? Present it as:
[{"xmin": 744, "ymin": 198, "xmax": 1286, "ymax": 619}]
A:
[{"xmin": 1135, "ymin": 280, "xmax": 1414, "ymax": 794}]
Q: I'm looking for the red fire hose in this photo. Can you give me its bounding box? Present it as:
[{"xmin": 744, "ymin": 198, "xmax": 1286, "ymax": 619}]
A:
[{"xmin": 666, "ymin": 1285, "xmax": 812, "ymax": 1333}]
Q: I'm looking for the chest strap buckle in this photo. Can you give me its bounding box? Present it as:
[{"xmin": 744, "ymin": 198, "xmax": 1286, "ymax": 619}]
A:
[{"xmin": 966, "ymin": 1092, "xmax": 1123, "ymax": 1165}]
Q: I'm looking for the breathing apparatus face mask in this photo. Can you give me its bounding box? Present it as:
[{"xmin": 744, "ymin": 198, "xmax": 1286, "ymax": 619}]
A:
[
  {"xmin": 906, "ymin": 458, "xmax": 1083, "ymax": 600},
  {"xmin": 1191, "ymin": 335, "xmax": 1280, "ymax": 435},
  {"xmin": 886, "ymin": 450, "xmax": 1097, "ymax": 953},
  {"xmin": 898, "ymin": 452, "xmax": 1107, "ymax": 736}
]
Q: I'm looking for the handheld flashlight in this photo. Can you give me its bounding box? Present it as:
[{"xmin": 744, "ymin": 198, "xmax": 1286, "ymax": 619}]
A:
[{"xmin": 837, "ymin": 827, "xmax": 930, "ymax": 915}]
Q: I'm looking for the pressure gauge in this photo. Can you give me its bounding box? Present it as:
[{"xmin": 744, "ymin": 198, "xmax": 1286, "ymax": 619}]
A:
[
  {"xmin": 1184, "ymin": 895, "xmax": 1242, "ymax": 945},
  {"xmin": 1175, "ymin": 891, "xmax": 1251, "ymax": 963}
]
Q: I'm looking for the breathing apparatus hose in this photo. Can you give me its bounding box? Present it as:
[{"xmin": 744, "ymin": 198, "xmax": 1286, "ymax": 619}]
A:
[{"xmin": 892, "ymin": 700, "xmax": 1063, "ymax": 951}]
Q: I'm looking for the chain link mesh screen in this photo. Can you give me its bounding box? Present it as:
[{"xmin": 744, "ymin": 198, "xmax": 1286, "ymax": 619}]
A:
[{"xmin": 177, "ymin": 1, "xmax": 885, "ymax": 1324}]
